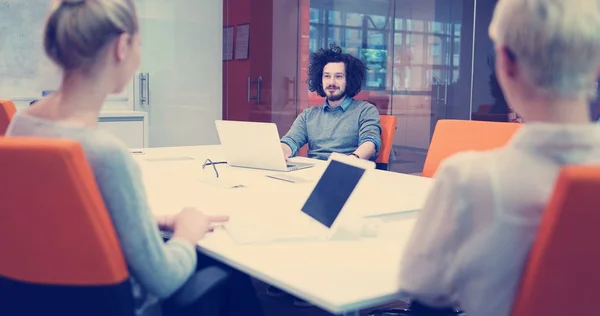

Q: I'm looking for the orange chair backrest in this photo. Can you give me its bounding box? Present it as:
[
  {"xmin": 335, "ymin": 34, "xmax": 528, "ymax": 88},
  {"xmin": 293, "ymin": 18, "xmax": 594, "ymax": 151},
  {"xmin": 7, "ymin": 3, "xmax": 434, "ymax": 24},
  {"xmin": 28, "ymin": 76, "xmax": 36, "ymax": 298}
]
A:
[
  {"xmin": 298, "ymin": 145, "xmax": 308, "ymax": 157},
  {"xmin": 0, "ymin": 137, "xmax": 129, "ymax": 286},
  {"xmin": 376, "ymin": 115, "xmax": 397, "ymax": 164},
  {"xmin": 422, "ymin": 119, "xmax": 521, "ymax": 177},
  {"xmin": 0, "ymin": 99, "xmax": 17, "ymax": 136},
  {"xmin": 511, "ymin": 166, "xmax": 600, "ymax": 316}
]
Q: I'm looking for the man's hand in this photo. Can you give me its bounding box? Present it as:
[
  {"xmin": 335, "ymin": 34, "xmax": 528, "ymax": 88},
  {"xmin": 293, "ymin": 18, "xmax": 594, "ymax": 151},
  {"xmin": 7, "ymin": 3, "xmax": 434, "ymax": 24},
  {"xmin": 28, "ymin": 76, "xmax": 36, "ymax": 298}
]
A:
[
  {"xmin": 353, "ymin": 142, "xmax": 376, "ymax": 160},
  {"xmin": 281, "ymin": 143, "xmax": 293, "ymax": 162}
]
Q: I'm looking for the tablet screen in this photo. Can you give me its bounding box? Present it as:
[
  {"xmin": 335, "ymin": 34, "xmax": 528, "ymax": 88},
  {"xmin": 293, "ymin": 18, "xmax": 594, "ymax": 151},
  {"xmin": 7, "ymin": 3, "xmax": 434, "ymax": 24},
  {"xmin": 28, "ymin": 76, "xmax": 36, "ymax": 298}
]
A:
[{"xmin": 301, "ymin": 159, "xmax": 365, "ymax": 228}]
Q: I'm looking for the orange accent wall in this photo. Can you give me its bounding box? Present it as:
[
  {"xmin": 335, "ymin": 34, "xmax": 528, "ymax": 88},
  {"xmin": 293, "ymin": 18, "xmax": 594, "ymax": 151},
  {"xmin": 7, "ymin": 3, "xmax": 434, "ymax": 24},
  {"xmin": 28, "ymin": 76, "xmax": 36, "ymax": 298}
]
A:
[
  {"xmin": 298, "ymin": 0, "xmax": 310, "ymax": 113},
  {"xmin": 222, "ymin": 0, "xmax": 274, "ymax": 123},
  {"xmin": 222, "ymin": 0, "xmax": 251, "ymax": 121}
]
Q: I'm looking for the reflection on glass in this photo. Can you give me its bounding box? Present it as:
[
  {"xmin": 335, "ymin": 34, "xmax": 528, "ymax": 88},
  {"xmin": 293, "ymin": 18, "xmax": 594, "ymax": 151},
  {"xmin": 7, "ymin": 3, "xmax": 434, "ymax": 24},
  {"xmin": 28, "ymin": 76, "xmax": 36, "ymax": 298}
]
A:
[
  {"xmin": 309, "ymin": 2, "xmax": 391, "ymax": 90},
  {"xmin": 310, "ymin": 8, "xmax": 320, "ymax": 23},
  {"xmin": 394, "ymin": 18, "xmax": 404, "ymax": 30},
  {"xmin": 431, "ymin": 21, "xmax": 448, "ymax": 34},
  {"xmin": 344, "ymin": 29, "xmax": 362, "ymax": 46},
  {"xmin": 406, "ymin": 19, "xmax": 425, "ymax": 32},
  {"xmin": 328, "ymin": 27, "xmax": 343, "ymax": 46},
  {"xmin": 345, "ymin": 12, "xmax": 363, "ymax": 27},
  {"xmin": 370, "ymin": 15, "xmax": 387, "ymax": 28},
  {"xmin": 308, "ymin": 2, "xmax": 462, "ymax": 91},
  {"xmin": 454, "ymin": 23, "xmax": 462, "ymax": 36},
  {"xmin": 307, "ymin": 0, "xmax": 470, "ymax": 174},
  {"xmin": 310, "ymin": 25, "xmax": 319, "ymax": 49},
  {"xmin": 453, "ymin": 38, "xmax": 461, "ymax": 65},
  {"xmin": 368, "ymin": 31, "xmax": 385, "ymax": 47},
  {"xmin": 329, "ymin": 10, "xmax": 342, "ymax": 25}
]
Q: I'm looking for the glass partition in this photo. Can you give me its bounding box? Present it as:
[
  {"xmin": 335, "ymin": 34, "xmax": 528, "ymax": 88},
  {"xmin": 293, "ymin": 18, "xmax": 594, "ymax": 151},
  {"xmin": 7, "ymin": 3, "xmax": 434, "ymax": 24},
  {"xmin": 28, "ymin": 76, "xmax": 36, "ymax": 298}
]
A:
[
  {"xmin": 301, "ymin": 0, "xmax": 474, "ymax": 173},
  {"xmin": 223, "ymin": 0, "xmax": 502, "ymax": 174}
]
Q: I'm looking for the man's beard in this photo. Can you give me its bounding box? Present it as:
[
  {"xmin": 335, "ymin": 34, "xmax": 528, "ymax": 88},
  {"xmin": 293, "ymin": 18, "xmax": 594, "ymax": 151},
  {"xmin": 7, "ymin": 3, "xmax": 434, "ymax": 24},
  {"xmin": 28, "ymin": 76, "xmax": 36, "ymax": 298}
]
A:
[{"xmin": 326, "ymin": 88, "xmax": 346, "ymax": 102}]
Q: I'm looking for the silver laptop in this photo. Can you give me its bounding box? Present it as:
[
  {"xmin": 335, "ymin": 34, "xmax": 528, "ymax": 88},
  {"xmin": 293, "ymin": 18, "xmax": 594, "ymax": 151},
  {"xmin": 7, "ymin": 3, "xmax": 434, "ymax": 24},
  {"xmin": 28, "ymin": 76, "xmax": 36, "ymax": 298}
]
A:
[{"xmin": 215, "ymin": 120, "xmax": 314, "ymax": 172}]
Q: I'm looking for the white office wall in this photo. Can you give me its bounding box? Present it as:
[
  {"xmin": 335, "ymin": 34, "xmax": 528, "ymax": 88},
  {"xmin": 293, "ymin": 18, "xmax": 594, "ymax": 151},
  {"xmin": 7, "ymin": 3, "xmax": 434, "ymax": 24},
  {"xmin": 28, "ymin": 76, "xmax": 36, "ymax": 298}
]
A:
[{"xmin": 136, "ymin": 0, "xmax": 223, "ymax": 147}]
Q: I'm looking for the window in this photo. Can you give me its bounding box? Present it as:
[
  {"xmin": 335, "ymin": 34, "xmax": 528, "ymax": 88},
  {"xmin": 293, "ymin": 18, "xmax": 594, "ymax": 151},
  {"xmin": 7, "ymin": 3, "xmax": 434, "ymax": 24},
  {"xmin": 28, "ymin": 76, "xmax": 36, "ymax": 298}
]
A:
[
  {"xmin": 309, "ymin": 8, "xmax": 389, "ymax": 90},
  {"xmin": 310, "ymin": 8, "xmax": 320, "ymax": 23},
  {"xmin": 308, "ymin": 2, "xmax": 462, "ymax": 92},
  {"xmin": 392, "ymin": 18, "xmax": 461, "ymax": 90}
]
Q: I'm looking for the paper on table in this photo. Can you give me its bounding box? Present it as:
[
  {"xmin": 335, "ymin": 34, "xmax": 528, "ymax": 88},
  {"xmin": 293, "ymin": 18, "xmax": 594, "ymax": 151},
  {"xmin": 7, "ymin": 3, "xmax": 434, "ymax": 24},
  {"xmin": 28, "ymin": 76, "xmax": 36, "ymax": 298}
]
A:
[
  {"xmin": 354, "ymin": 170, "xmax": 434, "ymax": 217},
  {"xmin": 265, "ymin": 173, "xmax": 312, "ymax": 184},
  {"xmin": 198, "ymin": 176, "xmax": 245, "ymax": 189},
  {"xmin": 197, "ymin": 165, "xmax": 245, "ymax": 189}
]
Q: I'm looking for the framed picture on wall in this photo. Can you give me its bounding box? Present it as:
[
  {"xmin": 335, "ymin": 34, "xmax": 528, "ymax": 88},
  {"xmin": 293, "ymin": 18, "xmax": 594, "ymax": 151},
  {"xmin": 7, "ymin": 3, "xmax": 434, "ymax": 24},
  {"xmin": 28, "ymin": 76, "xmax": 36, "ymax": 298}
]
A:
[
  {"xmin": 223, "ymin": 26, "xmax": 234, "ymax": 61},
  {"xmin": 235, "ymin": 23, "xmax": 250, "ymax": 60}
]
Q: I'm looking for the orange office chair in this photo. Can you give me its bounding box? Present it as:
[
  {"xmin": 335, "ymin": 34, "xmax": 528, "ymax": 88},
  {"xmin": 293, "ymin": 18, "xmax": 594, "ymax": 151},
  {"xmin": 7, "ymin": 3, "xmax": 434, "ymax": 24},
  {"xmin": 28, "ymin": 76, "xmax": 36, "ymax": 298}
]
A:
[
  {"xmin": 422, "ymin": 119, "xmax": 521, "ymax": 177},
  {"xmin": 0, "ymin": 138, "xmax": 135, "ymax": 316},
  {"xmin": 376, "ymin": 115, "xmax": 397, "ymax": 170},
  {"xmin": 298, "ymin": 144, "xmax": 308, "ymax": 157},
  {"xmin": 511, "ymin": 166, "xmax": 600, "ymax": 316},
  {"xmin": 0, "ymin": 99, "xmax": 17, "ymax": 136},
  {"xmin": 297, "ymin": 115, "xmax": 397, "ymax": 168}
]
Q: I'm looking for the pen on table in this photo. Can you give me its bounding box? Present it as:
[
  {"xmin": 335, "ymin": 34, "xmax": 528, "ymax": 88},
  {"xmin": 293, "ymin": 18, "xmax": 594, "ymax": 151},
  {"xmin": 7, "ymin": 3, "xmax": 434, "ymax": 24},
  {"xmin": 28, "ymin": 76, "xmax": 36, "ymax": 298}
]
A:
[
  {"xmin": 130, "ymin": 150, "xmax": 145, "ymax": 155},
  {"xmin": 266, "ymin": 175, "xmax": 295, "ymax": 183}
]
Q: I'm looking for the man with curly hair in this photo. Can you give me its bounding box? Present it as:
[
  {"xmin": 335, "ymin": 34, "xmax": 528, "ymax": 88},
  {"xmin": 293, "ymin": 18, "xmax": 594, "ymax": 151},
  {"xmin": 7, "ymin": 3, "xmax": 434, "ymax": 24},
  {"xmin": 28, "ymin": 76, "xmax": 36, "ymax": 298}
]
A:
[
  {"xmin": 280, "ymin": 44, "xmax": 382, "ymax": 161},
  {"xmin": 267, "ymin": 45, "xmax": 382, "ymax": 308}
]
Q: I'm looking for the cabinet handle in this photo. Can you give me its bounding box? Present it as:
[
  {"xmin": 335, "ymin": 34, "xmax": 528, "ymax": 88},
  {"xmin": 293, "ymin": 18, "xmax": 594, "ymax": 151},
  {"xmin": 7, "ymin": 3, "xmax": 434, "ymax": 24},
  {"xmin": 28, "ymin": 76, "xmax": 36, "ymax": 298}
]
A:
[
  {"xmin": 247, "ymin": 77, "xmax": 251, "ymax": 103},
  {"xmin": 248, "ymin": 76, "xmax": 262, "ymax": 103},
  {"xmin": 139, "ymin": 73, "xmax": 150, "ymax": 106},
  {"xmin": 257, "ymin": 76, "xmax": 262, "ymax": 103},
  {"xmin": 442, "ymin": 82, "xmax": 448, "ymax": 105},
  {"xmin": 146, "ymin": 73, "xmax": 151, "ymax": 106},
  {"xmin": 287, "ymin": 77, "xmax": 296, "ymax": 104},
  {"xmin": 139, "ymin": 73, "xmax": 147, "ymax": 106}
]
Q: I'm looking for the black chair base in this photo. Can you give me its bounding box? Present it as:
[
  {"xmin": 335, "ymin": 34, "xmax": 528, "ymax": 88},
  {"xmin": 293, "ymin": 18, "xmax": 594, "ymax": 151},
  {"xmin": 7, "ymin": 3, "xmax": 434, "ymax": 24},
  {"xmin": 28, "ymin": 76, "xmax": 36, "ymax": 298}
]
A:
[
  {"xmin": 369, "ymin": 307, "xmax": 412, "ymax": 316},
  {"xmin": 368, "ymin": 301, "xmax": 465, "ymax": 316},
  {"xmin": 0, "ymin": 276, "xmax": 136, "ymax": 316},
  {"xmin": 376, "ymin": 162, "xmax": 389, "ymax": 170},
  {"xmin": 369, "ymin": 309, "xmax": 465, "ymax": 316}
]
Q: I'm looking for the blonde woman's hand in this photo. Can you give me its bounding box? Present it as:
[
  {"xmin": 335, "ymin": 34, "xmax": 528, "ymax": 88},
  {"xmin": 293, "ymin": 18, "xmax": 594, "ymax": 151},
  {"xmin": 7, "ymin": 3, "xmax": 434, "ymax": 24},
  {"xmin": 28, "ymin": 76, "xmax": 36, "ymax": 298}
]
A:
[{"xmin": 172, "ymin": 207, "xmax": 229, "ymax": 245}]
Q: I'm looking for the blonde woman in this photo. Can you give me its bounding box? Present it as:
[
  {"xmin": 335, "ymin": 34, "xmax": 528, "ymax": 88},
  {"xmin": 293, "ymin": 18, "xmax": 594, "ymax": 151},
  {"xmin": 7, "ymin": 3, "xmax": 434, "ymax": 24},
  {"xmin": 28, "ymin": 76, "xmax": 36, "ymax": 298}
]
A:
[{"xmin": 6, "ymin": 1, "xmax": 264, "ymax": 315}]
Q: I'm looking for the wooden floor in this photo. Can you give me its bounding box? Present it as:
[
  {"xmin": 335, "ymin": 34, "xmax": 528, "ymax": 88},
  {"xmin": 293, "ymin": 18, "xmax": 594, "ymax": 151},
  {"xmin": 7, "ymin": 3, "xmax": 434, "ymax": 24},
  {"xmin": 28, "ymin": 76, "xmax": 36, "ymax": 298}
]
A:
[{"xmin": 253, "ymin": 279, "xmax": 410, "ymax": 316}]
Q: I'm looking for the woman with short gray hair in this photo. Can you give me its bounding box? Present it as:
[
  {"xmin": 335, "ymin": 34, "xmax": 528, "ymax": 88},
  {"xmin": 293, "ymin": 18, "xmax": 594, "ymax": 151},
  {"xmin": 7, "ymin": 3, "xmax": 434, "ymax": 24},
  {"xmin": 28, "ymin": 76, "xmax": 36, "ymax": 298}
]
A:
[{"xmin": 397, "ymin": 1, "xmax": 600, "ymax": 315}]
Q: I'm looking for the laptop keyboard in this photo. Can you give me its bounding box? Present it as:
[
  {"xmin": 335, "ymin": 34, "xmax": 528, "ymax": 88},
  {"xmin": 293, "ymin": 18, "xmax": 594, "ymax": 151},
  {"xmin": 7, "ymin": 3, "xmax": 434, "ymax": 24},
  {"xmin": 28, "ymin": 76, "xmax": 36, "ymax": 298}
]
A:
[{"xmin": 286, "ymin": 162, "xmax": 314, "ymax": 170}]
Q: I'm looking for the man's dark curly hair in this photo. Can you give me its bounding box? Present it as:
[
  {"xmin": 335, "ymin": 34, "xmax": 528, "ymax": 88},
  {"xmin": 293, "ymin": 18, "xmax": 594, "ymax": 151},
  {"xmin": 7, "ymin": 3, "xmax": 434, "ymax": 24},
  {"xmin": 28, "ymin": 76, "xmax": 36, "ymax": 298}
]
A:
[{"xmin": 307, "ymin": 44, "xmax": 367, "ymax": 98}]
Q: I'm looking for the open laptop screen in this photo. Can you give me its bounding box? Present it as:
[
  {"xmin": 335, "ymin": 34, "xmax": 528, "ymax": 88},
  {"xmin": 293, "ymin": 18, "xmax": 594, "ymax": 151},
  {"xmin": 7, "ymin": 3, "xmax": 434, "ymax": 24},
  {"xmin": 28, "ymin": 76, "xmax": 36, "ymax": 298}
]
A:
[{"xmin": 301, "ymin": 160, "xmax": 366, "ymax": 228}]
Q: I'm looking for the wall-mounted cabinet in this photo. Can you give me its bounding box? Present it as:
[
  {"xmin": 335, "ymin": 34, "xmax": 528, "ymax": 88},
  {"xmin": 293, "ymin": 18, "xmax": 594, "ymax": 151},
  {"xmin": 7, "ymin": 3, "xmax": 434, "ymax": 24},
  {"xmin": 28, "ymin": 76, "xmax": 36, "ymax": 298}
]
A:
[{"xmin": 98, "ymin": 111, "xmax": 148, "ymax": 148}]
